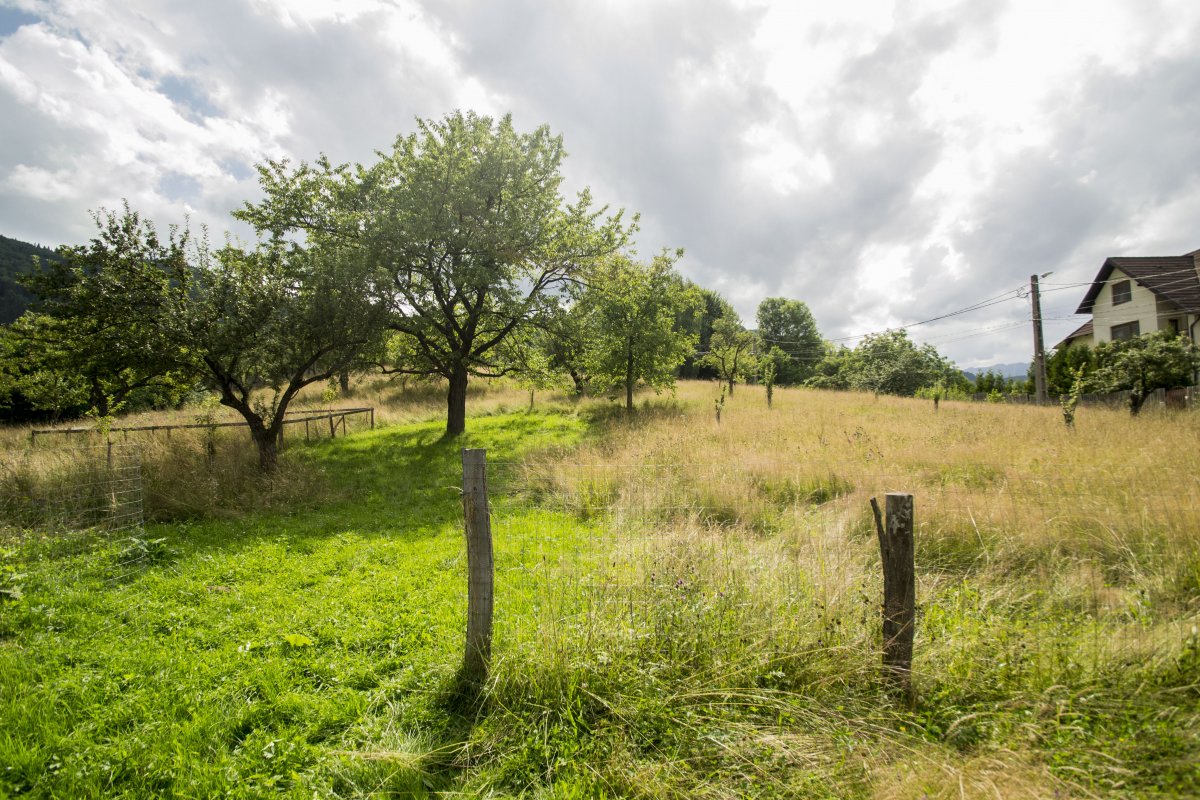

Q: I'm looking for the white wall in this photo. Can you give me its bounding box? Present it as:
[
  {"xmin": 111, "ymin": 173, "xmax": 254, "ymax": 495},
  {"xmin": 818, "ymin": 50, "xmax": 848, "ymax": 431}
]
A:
[{"xmin": 1092, "ymin": 269, "xmax": 1163, "ymax": 344}]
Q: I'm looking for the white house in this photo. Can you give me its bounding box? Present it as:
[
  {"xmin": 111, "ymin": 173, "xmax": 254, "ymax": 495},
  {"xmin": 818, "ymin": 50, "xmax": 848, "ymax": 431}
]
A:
[{"xmin": 1059, "ymin": 249, "xmax": 1200, "ymax": 350}]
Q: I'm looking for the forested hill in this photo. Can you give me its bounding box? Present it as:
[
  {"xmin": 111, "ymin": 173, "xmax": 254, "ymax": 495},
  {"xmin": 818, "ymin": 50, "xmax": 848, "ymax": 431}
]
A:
[{"xmin": 0, "ymin": 234, "xmax": 59, "ymax": 324}]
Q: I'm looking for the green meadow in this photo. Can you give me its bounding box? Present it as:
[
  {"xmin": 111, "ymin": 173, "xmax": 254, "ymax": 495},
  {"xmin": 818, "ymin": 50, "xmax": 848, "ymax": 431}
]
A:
[{"xmin": 2, "ymin": 383, "xmax": 1199, "ymax": 798}]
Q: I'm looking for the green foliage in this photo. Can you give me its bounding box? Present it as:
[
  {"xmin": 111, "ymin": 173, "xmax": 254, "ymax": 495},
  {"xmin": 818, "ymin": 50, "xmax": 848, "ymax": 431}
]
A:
[
  {"xmin": 115, "ymin": 535, "xmax": 177, "ymax": 567},
  {"xmin": 239, "ymin": 111, "xmax": 635, "ymax": 436},
  {"xmin": 574, "ymin": 252, "xmax": 700, "ymax": 410},
  {"xmin": 0, "ymin": 548, "xmax": 25, "ymax": 602},
  {"xmin": 191, "ymin": 240, "xmax": 387, "ymax": 468},
  {"xmin": 11, "ymin": 207, "xmax": 197, "ymax": 418},
  {"xmin": 807, "ymin": 330, "xmax": 957, "ymax": 397},
  {"xmin": 756, "ymin": 296, "xmax": 822, "ymax": 384},
  {"xmin": 1046, "ymin": 343, "xmax": 1095, "ymax": 397},
  {"xmin": 702, "ymin": 316, "xmax": 758, "ymax": 395},
  {"xmin": 1060, "ymin": 365, "xmax": 1086, "ymax": 428},
  {"xmin": 1090, "ymin": 331, "xmax": 1200, "ymax": 415},
  {"xmin": 761, "ymin": 347, "xmax": 779, "ymax": 407},
  {"xmin": 971, "ymin": 369, "xmax": 1017, "ymax": 395},
  {"xmin": 676, "ymin": 285, "xmax": 736, "ymax": 380}
]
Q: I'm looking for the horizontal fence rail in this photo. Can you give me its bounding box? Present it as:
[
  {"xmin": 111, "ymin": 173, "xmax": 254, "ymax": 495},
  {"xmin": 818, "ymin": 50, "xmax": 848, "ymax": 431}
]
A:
[{"xmin": 29, "ymin": 407, "xmax": 375, "ymax": 442}]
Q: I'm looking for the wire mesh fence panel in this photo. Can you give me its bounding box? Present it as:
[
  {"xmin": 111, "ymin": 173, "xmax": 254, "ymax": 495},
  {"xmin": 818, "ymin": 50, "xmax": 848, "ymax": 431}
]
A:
[
  {"xmin": 1, "ymin": 444, "xmax": 144, "ymax": 539},
  {"xmin": 1, "ymin": 444, "xmax": 153, "ymax": 626}
]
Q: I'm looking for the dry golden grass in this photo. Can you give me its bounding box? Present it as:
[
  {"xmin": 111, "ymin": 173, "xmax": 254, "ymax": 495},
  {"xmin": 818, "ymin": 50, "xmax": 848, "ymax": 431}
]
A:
[
  {"xmin": 488, "ymin": 380, "xmax": 1200, "ymax": 797},
  {"xmin": 0, "ymin": 376, "xmax": 566, "ymax": 521}
]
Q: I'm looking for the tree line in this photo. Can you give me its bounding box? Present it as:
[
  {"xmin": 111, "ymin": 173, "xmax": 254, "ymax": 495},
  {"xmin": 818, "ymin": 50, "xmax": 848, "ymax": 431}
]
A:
[{"xmin": 3, "ymin": 112, "xmax": 1194, "ymax": 469}]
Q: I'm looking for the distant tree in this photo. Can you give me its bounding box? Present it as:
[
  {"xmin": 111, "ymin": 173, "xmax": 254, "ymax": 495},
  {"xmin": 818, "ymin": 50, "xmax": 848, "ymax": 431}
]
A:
[
  {"xmin": 972, "ymin": 370, "xmax": 1012, "ymax": 396},
  {"xmin": 807, "ymin": 330, "xmax": 954, "ymax": 397},
  {"xmin": 575, "ymin": 252, "xmax": 700, "ymax": 412},
  {"xmin": 239, "ymin": 111, "xmax": 634, "ymax": 437},
  {"xmin": 677, "ymin": 286, "xmax": 736, "ymax": 380},
  {"xmin": 805, "ymin": 343, "xmax": 853, "ymax": 390},
  {"xmin": 1045, "ymin": 343, "xmax": 1095, "ymax": 397},
  {"xmin": 1089, "ymin": 331, "xmax": 1199, "ymax": 416},
  {"xmin": 702, "ymin": 317, "xmax": 758, "ymax": 396},
  {"xmin": 756, "ymin": 297, "xmax": 821, "ymax": 384},
  {"xmin": 15, "ymin": 207, "xmax": 197, "ymax": 419}
]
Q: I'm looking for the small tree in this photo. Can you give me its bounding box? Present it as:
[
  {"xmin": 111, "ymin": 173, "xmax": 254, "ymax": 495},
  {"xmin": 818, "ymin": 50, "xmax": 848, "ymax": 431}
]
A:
[
  {"xmin": 1046, "ymin": 342, "xmax": 1095, "ymax": 397},
  {"xmin": 575, "ymin": 252, "xmax": 699, "ymax": 412},
  {"xmin": 1090, "ymin": 331, "xmax": 1200, "ymax": 416},
  {"xmin": 761, "ymin": 347, "xmax": 780, "ymax": 408},
  {"xmin": 676, "ymin": 286, "xmax": 736, "ymax": 380},
  {"xmin": 830, "ymin": 330, "xmax": 954, "ymax": 397},
  {"xmin": 703, "ymin": 317, "xmax": 758, "ymax": 396},
  {"xmin": 1060, "ymin": 365, "xmax": 1086, "ymax": 429}
]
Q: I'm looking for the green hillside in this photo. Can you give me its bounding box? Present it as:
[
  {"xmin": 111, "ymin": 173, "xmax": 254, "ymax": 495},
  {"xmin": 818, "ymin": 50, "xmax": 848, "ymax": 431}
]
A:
[{"xmin": 0, "ymin": 234, "xmax": 59, "ymax": 324}]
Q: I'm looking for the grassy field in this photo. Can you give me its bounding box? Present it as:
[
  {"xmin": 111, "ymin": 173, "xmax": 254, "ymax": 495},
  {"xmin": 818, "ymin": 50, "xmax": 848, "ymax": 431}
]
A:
[{"xmin": 2, "ymin": 380, "xmax": 1198, "ymax": 798}]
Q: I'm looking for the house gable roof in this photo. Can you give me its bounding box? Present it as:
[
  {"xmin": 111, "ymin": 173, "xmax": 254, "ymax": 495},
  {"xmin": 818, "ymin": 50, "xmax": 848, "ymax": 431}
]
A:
[
  {"xmin": 1055, "ymin": 319, "xmax": 1093, "ymax": 350},
  {"xmin": 1074, "ymin": 254, "xmax": 1200, "ymax": 314}
]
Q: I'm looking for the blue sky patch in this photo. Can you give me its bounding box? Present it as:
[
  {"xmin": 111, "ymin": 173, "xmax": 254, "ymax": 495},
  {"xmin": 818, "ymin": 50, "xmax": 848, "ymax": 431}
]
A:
[
  {"xmin": 0, "ymin": 6, "xmax": 40, "ymax": 37},
  {"xmin": 157, "ymin": 74, "xmax": 220, "ymax": 121},
  {"xmin": 158, "ymin": 171, "xmax": 201, "ymax": 202}
]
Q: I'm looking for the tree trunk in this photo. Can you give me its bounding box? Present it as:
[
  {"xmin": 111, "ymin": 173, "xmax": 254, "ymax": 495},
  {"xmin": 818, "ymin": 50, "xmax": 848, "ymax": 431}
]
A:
[
  {"xmin": 446, "ymin": 364, "xmax": 469, "ymax": 437},
  {"xmin": 249, "ymin": 423, "xmax": 279, "ymax": 472},
  {"xmin": 727, "ymin": 377, "xmax": 735, "ymax": 396},
  {"xmin": 1129, "ymin": 388, "xmax": 1145, "ymax": 416},
  {"xmin": 339, "ymin": 370, "xmax": 350, "ymax": 395},
  {"xmin": 90, "ymin": 378, "xmax": 109, "ymax": 418},
  {"xmin": 625, "ymin": 345, "xmax": 635, "ymax": 413}
]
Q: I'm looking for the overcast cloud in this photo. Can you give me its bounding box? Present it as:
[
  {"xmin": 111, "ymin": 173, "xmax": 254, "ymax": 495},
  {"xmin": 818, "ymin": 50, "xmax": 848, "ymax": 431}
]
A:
[{"xmin": 2, "ymin": 0, "xmax": 1199, "ymax": 367}]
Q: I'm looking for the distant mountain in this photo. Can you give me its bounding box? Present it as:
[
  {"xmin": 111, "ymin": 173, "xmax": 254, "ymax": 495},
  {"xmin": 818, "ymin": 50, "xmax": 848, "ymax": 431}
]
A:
[
  {"xmin": 962, "ymin": 362, "xmax": 1029, "ymax": 381},
  {"xmin": 0, "ymin": 234, "xmax": 59, "ymax": 324}
]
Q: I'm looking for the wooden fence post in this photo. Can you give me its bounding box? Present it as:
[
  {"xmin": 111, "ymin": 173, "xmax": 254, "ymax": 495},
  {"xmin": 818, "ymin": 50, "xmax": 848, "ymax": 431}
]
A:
[
  {"xmin": 461, "ymin": 448, "xmax": 495, "ymax": 685},
  {"xmin": 871, "ymin": 493, "xmax": 915, "ymax": 701}
]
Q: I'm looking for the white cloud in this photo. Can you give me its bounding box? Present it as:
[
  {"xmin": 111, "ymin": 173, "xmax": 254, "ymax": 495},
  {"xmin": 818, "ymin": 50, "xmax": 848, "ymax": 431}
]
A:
[{"xmin": 2, "ymin": 0, "xmax": 1199, "ymax": 365}]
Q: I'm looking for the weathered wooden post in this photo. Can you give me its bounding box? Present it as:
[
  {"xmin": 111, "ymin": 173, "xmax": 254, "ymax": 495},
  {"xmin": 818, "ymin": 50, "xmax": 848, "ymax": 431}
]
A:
[
  {"xmin": 871, "ymin": 493, "xmax": 915, "ymax": 701},
  {"xmin": 461, "ymin": 448, "xmax": 495, "ymax": 685}
]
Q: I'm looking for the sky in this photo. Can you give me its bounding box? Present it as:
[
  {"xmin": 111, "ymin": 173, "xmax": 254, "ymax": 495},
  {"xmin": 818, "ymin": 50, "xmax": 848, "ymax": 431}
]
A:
[{"xmin": 2, "ymin": 0, "xmax": 1199, "ymax": 369}]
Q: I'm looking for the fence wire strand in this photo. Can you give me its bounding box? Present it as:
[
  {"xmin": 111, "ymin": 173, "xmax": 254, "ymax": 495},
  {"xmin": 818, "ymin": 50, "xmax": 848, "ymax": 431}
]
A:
[{"xmin": 482, "ymin": 458, "xmax": 1200, "ymax": 675}]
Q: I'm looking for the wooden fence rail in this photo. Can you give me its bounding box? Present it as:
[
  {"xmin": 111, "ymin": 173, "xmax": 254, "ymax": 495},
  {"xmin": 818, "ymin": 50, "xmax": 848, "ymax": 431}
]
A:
[{"xmin": 30, "ymin": 407, "xmax": 375, "ymax": 443}]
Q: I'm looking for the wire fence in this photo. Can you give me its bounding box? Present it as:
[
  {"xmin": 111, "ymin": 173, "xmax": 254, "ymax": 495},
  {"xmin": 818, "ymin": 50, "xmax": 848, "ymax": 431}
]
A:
[
  {"xmin": 478, "ymin": 458, "xmax": 1200, "ymax": 679},
  {"xmin": 1, "ymin": 443, "xmax": 152, "ymax": 616}
]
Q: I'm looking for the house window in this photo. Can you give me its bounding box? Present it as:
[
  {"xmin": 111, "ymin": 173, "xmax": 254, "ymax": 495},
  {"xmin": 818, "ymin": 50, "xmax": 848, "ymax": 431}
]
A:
[
  {"xmin": 1112, "ymin": 280, "xmax": 1132, "ymax": 305},
  {"xmin": 1167, "ymin": 318, "xmax": 1181, "ymax": 336},
  {"xmin": 1110, "ymin": 321, "xmax": 1140, "ymax": 340}
]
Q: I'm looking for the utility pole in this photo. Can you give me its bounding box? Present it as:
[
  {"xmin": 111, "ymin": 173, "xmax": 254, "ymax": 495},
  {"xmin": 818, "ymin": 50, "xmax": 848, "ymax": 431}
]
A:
[{"xmin": 1030, "ymin": 274, "xmax": 1048, "ymax": 404}]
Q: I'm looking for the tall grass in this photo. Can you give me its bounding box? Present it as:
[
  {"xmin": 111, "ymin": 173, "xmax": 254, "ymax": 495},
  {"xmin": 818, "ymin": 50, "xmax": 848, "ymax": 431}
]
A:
[
  {"xmin": 2, "ymin": 380, "xmax": 1198, "ymax": 797},
  {"xmin": 1, "ymin": 377, "xmax": 567, "ymax": 522},
  {"xmin": 474, "ymin": 382, "xmax": 1200, "ymax": 797}
]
